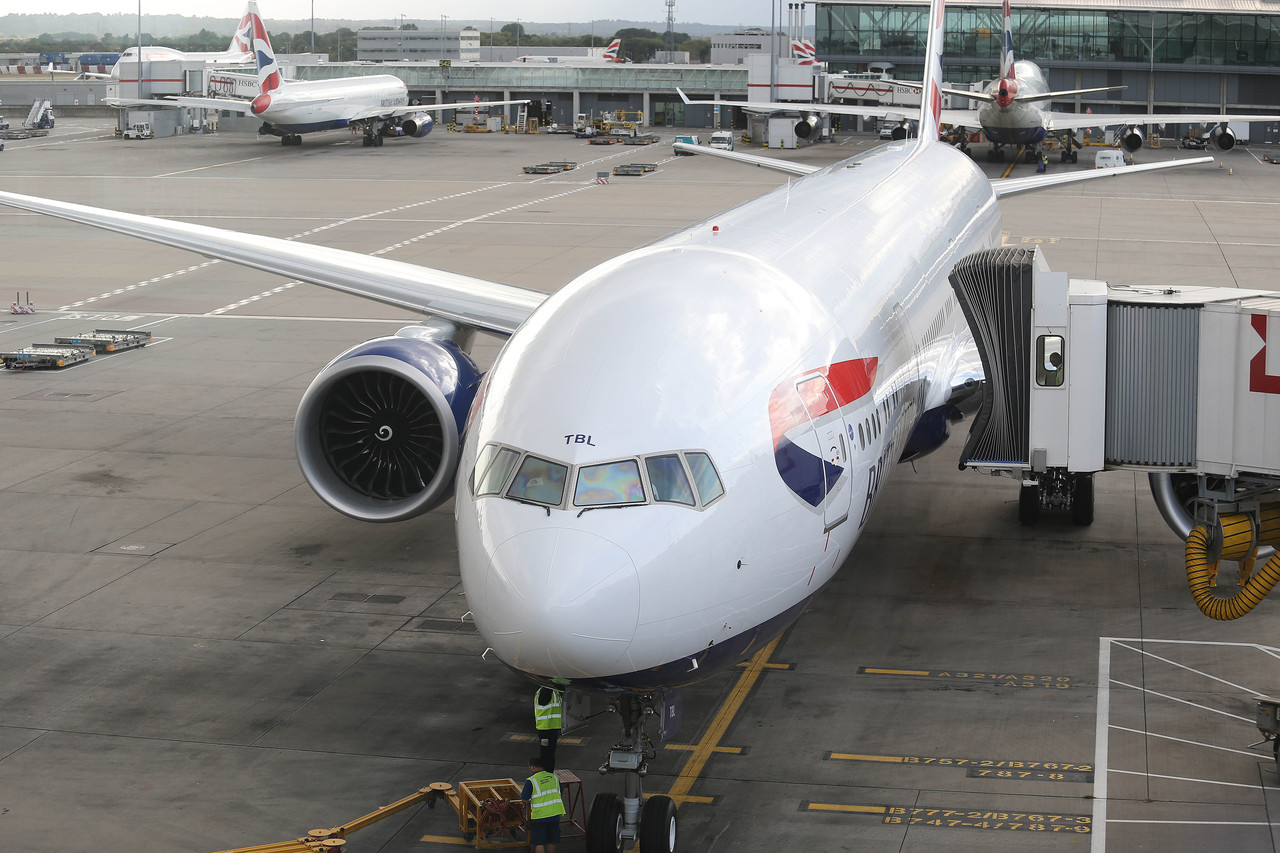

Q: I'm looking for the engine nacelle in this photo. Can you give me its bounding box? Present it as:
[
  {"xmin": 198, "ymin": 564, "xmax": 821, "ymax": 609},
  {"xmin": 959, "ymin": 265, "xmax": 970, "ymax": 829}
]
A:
[
  {"xmin": 295, "ymin": 329, "xmax": 481, "ymax": 522},
  {"xmin": 1210, "ymin": 124, "xmax": 1236, "ymax": 151},
  {"xmin": 794, "ymin": 114, "xmax": 819, "ymax": 139},
  {"xmin": 401, "ymin": 113, "xmax": 434, "ymax": 138},
  {"xmin": 1118, "ymin": 126, "xmax": 1145, "ymax": 153}
]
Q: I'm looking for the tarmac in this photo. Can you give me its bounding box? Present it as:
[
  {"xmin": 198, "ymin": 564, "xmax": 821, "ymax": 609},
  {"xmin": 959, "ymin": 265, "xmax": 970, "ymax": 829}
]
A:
[{"xmin": 2, "ymin": 117, "xmax": 1280, "ymax": 853}]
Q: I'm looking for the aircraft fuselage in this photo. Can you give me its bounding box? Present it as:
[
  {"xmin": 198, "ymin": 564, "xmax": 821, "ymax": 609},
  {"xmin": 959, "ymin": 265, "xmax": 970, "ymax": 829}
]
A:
[
  {"xmin": 977, "ymin": 60, "xmax": 1051, "ymax": 145},
  {"xmin": 456, "ymin": 142, "xmax": 1002, "ymax": 691},
  {"xmin": 256, "ymin": 75, "xmax": 409, "ymax": 134}
]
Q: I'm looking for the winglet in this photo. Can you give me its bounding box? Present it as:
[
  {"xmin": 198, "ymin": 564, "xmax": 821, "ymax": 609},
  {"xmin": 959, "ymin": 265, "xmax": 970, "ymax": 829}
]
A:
[
  {"xmin": 916, "ymin": 0, "xmax": 946, "ymax": 144},
  {"xmin": 676, "ymin": 87, "xmax": 693, "ymax": 105}
]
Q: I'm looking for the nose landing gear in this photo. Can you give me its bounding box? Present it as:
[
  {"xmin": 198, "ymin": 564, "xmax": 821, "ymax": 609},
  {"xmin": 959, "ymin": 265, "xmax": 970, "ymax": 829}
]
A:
[{"xmin": 586, "ymin": 693, "xmax": 678, "ymax": 853}]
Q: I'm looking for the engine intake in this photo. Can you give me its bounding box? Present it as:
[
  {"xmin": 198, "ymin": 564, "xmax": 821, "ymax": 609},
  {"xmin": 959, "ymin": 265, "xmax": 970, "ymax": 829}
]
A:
[
  {"xmin": 1210, "ymin": 124, "xmax": 1236, "ymax": 151},
  {"xmin": 794, "ymin": 114, "xmax": 819, "ymax": 139},
  {"xmin": 401, "ymin": 113, "xmax": 435, "ymax": 138},
  {"xmin": 295, "ymin": 330, "xmax": 481, "ymax": 522},
  {"xmin": 1118, "ymin": 126, "xmax": 1145, "ymax": 153}
]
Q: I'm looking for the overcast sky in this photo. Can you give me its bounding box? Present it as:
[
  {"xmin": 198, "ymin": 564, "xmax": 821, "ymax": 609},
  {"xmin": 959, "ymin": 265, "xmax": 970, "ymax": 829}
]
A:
[{"xmin": 43, "ymin": 1, "xmax": 777, "ymax": 28}]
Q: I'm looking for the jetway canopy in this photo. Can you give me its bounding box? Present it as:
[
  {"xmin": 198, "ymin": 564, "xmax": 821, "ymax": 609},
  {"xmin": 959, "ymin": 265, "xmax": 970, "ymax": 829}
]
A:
[{"xmin": 951, "ymin": 247, "xmax": 1280, "ymax": 481}]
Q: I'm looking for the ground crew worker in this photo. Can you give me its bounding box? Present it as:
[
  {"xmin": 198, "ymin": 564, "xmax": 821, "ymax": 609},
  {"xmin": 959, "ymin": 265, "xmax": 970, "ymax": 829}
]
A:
[
  {"xmin": 522, "ymin": 756, "xmax": 565, "ymax": 853},
  {"xmin": 533, "ymin": 686, "xmax": 563, "ymax": 771}
]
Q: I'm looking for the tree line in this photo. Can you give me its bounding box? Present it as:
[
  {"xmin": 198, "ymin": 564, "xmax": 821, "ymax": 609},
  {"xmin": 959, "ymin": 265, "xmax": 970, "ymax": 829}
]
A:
[{"xmin": 0, "ymin": 25, "xmax": 711, "ymax": 63}]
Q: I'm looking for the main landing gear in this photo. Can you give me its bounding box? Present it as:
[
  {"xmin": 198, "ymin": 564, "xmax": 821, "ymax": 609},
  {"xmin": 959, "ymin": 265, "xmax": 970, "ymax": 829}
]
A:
[
  {"xmin": 279, "ymin": 133, "xmax": 302, "ymax": 146},
  {"xmin": 587, "ymin": 694, "xmax": 678, "ymax": 853},
  {"xmin": 361, "ymin": 130, "xmax": 384, "ymax": 147},
  {"xmin": 1019, "ymin": 470, "xmax": 1094, "ymax": 526}
]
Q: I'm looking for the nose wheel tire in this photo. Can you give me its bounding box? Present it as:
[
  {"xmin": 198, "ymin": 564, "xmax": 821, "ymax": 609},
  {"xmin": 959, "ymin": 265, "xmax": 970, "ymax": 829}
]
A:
[
  {"xmin": 587, "ymin": 792, "xmax": 624, "ymax": 853},
  {"xmin": 639, "ymin": 794, "xmax": 678, "ymax": 853}
]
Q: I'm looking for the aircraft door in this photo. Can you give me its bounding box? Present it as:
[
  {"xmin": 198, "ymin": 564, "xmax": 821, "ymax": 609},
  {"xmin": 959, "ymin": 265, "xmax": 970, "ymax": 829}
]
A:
[{"xmin": 796, "ymin": 374, "xmax": 851, "ymax": 530}]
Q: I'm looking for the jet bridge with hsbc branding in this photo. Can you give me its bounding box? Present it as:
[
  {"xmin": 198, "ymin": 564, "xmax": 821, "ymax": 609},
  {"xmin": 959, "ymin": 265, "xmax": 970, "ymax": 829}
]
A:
[{"xmin": 951, "ymin": 247, "xmax": 1280, "ymax": 620}]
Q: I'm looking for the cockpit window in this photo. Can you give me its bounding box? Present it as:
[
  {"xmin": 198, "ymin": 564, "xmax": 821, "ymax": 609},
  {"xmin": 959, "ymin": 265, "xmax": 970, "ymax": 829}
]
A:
[
  {"xmin": 573, "ymin": 460, "xmax": 645, "ymax": 506},
  {"xmin": 645, "ymin": 454, "xmax": 696, "ymax": 505},
  {"xmin": 685, "ymin": 451, "xmax": 724, "ymax": 505},
  {"xmin": 472, "ymin": 444, "xmax": 520, "ymax": 496},
  {"xmin": 506, "ymin": 455, "xmax": 568, "ymax": 506}
]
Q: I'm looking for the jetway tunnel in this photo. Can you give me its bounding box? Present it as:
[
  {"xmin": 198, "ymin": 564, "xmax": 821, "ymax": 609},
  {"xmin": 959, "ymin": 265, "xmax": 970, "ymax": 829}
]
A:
[{"xmin": 950, "ymin": 247, "xmax": 1280, "ymax": 619}]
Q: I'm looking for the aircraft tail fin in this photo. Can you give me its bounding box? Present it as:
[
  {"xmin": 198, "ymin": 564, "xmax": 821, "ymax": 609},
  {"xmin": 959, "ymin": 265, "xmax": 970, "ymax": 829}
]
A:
[
  {"xmin": 248, "ymin": 2, "xmax": 281, "ymax": 95},
  {"xmin": 999, "ymin": 0, "xmax": 1015, "ymax": 80},
  {"xmin": 916, "ymin": 0, "xmax": 946, "ymax": 144},
  {"xmin": 604, "ymin": 38, "xmax": 622, "ymax": 62},
  {"xmin": 231, "ymin": 0, "xmax": 256, "ymax": 56}
]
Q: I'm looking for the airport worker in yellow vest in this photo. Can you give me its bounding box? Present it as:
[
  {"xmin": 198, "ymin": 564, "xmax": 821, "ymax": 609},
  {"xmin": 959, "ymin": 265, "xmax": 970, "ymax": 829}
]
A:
[
  {"xmin": 534, "ymin": 686, "xmax": 563, "ymax": 771},
  {"xmin": 522, "ymin": 756, "xmax": 566, "ymax": 853}
]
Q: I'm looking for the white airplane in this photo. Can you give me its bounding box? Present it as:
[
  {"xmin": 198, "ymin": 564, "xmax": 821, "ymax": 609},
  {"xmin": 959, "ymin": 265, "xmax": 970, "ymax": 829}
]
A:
[
  {"xmin": 703, "ymin": 0, "xmax": 1280, "ymax": 166},
  {"xmin": 515, "ymin": 37, "xmax": 626, "ymax": 64},
  {"xmin": 0, "ymin": 0, "xmax": 1215, "ymax": 846},
  {"xmin": 117, "ymin": 2, "xmax": 527, "ymax": 147},
  {"xmin": 71, "ymin": 2, "xmax": 256, "ymax": 80}
]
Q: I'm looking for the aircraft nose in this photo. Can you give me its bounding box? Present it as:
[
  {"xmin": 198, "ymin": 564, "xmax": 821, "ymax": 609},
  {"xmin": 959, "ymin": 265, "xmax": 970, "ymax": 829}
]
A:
[{"xmin": 483, "ymin": 528, "xmax": 639, "ymax": 679}]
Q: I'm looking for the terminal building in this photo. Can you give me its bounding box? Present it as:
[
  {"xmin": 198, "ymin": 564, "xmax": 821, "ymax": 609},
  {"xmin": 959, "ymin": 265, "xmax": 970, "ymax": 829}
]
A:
[{"xmin": 816, "ymin": 0, "xmax": 1280, "ymax": 131}]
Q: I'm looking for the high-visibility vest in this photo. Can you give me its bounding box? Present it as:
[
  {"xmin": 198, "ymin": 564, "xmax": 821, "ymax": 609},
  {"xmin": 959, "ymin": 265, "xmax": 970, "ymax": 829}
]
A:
[
  {"xmin": 527, "ymin": 771, "xmax": 566, "ymax": 820},
  {"xmin": 534, "ymin": 689, "xmax": 563, "ymax": 731}
]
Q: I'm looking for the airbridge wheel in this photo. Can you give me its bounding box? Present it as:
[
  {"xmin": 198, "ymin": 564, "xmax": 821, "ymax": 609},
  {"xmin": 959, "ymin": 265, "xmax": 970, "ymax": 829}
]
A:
[
  {"xmin": 1019, "ymin": 483, "xmax": 1040, "ymax": 526},
  {"xmin": 1072, "ymin": 473, "xmax": 1095, "ymax": 526}
]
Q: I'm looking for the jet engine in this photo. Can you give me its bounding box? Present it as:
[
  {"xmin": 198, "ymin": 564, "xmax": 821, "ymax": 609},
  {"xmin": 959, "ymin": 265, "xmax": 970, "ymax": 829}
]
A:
[
  {"xmin": 294, "ymin": 326, "xmax": 481, "ymax": 523},
  {"xmin": 794, "ymin": 114, "xmax": 820, "ymax": 139},
  {"xmin": 1118, "ymin": 126, "xmax": 1145, "ymax": 153},
  {"xmin": 400, "ymin": 113, "xmax": 435, "ymax": 138},
  {"xmin": 1209, "ymin": 124, "xmax": 1236, "ymax": 151}
]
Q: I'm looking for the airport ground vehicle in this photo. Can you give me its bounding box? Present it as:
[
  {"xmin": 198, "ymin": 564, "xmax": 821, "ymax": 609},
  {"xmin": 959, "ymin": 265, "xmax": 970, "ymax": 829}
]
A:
[
  {"xmin": 122, "ymin": 123, "xmax": 153, "ymax": 140},
  {"xmin": 709, "ymin": 131, "xmax": 735, "ymax": 151}
]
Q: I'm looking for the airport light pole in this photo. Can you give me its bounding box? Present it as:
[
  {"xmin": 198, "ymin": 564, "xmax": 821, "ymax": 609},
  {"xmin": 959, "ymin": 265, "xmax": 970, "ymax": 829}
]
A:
[{"xmin": 137, "ymin": 0, "xmax": 143, "ymax": 99}]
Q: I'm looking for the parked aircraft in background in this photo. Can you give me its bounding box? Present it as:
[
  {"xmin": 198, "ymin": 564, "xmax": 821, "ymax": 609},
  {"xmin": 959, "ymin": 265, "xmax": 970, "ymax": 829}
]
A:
[
  {"xmin": 0, "ymin": 0, "xmax": 1215, "ymax": 847},
  {"xmin": 71, "ymin": 2, "xmax": 255, "ymax": 79},
  {"xmin": 111, "ymin": 2, "xmax": 526, "ymax": 147},
  {"xmin": 702, "ymin": 0, "xmax": 1280, "ymax": 166},
  {"xmin": 515, "ymin": 38, "xmax": 625, "ymax": 64}
]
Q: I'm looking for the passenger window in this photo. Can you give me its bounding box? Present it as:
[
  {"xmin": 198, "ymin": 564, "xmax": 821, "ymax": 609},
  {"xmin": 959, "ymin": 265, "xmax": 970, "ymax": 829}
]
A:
[
  {"xmin": 685, "ymin": 452, "xmax": 724, "ymax": 505},
  {"xmin": 1037, "ymin": 335, "xmax": 1065, "ymax": 387},
  {"xmin": 574, "ymin": 460, "xmax": 645, "ymax": 506},
  {"xmin": 646, "ymin": 455, "xmax": 696, "ymax": 505},
  {"xmin": 507, "ymin": 455, "xmax": 568, "ymax": 506},
  {"xmin": 473, "ymin": 445, "xmax": 520, "ymax": 496}
]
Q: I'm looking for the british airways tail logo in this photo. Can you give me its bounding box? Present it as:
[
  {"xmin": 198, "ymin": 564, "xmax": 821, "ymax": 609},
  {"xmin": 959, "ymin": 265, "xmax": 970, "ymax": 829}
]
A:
[{"xmin": 769, "ymin": 358, "xmax": 877, "ymax": 507}]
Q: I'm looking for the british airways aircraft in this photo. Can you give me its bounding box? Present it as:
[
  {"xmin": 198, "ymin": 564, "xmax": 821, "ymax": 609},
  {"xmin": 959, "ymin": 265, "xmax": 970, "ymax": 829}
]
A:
[
  {"xmin": 69, "ymin": 2, "xmax": 256, "ymax": 80},
  {"xmin": 0, "ymin": 0, "xmax": 1213, "ymax": 848},
  {"xmin": 118, "ymin": 2, "xmax": 526, "ymax": 148},
  {"xmin": 715, "ymin": 0, "xmax": 1280, "ymax": 166}
]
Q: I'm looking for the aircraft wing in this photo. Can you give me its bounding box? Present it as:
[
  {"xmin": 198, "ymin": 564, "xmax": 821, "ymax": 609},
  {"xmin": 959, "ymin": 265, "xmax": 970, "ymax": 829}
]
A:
[
  {"xmin": 1045, "ymin": 110, "xmax": 1280, "ymax": 133},
  {"xmin": 103, "ymin": 95, "xmax": 259, "ymax": 113},
  {"xmin": 672, "ymin": 143, "xmax": 818, "ymax": 176},
  {"xmin": 992, "ymin": 155, "xmax": 1214, "ymax": 198},
  {"xmin": 0, "ymin": 189, "xmax": 545, "ymax": 336},
  {"xmin": 350, "ymin": 98, "xmax": 531, "ymax": 122}
]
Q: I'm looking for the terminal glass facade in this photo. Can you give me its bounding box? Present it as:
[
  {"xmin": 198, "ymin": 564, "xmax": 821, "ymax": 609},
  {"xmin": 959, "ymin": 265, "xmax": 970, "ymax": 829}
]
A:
[{"xmin": 819, "ymin": 4, "xmax": 1280, "ymax": 69}]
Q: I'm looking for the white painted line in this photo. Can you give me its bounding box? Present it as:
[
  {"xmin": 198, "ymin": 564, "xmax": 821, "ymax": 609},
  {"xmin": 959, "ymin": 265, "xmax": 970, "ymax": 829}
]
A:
[
  {"xmin": 1110, "ymin": 679, "xmax": 1254, "ymax": 724},
  {"xmin": 1092, "ymin": 637, "xmax": 1111, "ymax": 853},
  {"xmin": 155, "ymin": 155, "xmax": 278, "ymax": 177},
  {"xmin": 1109, "ymin": 724, "xmax": 1263, "ymax": 760},
  {"xmin": 1110, "ymin": 639, "xmax": 1264, "ymax": 696},
  {"xmin": 1109, "ymin": 768, "xmax": 1263, "ymax": 789},
  {"xmin": 1107, "ymin": 820, "xmax": 1272, "ymax": 827}
]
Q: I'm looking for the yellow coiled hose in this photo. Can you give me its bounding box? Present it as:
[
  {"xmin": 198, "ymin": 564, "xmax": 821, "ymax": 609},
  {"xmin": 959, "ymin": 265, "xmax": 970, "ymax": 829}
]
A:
[{"xmin": 1185, "ymin": 506, "xmax": 1280, "ymax": 620}]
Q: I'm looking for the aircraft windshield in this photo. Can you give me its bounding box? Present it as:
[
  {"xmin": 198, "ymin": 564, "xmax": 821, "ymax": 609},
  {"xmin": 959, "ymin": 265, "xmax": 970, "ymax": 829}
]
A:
[{"xmin": 472, "ymin": 444, "xmax": 723, "ymax": 511}]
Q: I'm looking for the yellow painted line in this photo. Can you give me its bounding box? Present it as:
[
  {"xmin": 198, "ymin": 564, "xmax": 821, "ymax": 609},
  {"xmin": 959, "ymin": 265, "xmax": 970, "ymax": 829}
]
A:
[
  {"xmin": 829, "ymin": 753, "xmax": 903, "ymax": 763},
  {"xmin": 805, "ymin": 803, "xmax": 888, "ymax": 814},
  {"xmin": 665, "ymin": 636, "xmax": 781, "ymax": 801},
  {"xmin": 417, "ymin": 834, "xmax": 472, "ymax": 846},
  {"xmin": 860, "ymin": 668, "xmax": 929, "ymax": 676},
  {"xmin": 663, "ymin": 743, "xmax": 742, "ymax": 754},
  {"xmin": 666, "ymin": 794, "xmax": 716, "ymax": 805}
]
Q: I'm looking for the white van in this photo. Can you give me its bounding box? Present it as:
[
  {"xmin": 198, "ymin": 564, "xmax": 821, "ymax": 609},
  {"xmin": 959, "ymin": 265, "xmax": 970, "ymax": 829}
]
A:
[
  {"xmin": 709, "ymin": 131, "xmax": 735, "ymax": 151},
  {"xmin": 1093, "ymin": 149, "xmax": 1127, "ymax": 169}
]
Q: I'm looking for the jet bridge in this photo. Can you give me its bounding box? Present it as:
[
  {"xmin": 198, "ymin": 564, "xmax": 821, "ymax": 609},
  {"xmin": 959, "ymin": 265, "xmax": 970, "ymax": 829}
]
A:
[{"xmin": 951, "ymin": 247, "xmax": 1280, "ymax": 619}]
